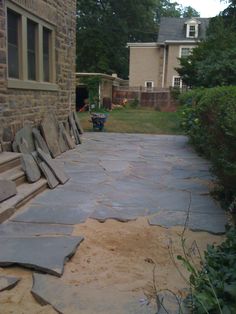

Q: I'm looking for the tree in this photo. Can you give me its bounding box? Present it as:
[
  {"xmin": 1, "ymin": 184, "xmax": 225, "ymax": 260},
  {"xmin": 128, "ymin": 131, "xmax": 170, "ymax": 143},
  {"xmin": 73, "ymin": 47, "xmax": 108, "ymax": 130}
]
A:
[
  {"xmin": 76, "ymin": 0, "xmax": 158, "ymax": 78},
  {"xmin": 182, "ymin": 6, "xmax": 200, "ymax": 18},
  {"xmin": 76, "ymin": 1, "xmax": 200, "ymax": 78},
  {"xmin": 176, "ymin": 2, "xmax": 236, "ymax": 87}
]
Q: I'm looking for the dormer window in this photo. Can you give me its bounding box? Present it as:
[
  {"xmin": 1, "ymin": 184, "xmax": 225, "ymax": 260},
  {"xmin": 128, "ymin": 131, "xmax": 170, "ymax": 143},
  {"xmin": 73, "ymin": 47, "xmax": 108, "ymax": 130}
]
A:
[
  {"xmin": 189, "ymin": 25, "xmax": 196, "ymax": 37},
  {"xmin": 185, "ymin": 19, "xmax": 201, "ymax": 39}
]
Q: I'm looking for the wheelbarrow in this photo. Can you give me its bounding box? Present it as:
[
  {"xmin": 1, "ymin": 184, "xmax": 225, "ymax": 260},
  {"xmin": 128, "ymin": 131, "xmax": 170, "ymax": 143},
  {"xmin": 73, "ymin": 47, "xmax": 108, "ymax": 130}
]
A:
[{"xmin": 90, "ymin": 113, "xmax": 108, "ymax": 131}]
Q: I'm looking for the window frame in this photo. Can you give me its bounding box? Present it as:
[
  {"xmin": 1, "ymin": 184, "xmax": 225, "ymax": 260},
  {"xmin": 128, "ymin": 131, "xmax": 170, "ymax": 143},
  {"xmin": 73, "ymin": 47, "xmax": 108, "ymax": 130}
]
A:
[
  {"xmin": 6, "ymin": 1, "xmax": 57, "ymax": 91},
  {"xmin": 186, "ymin": 23, "xmax": 198, "ymax": 39},
  {"xmin": 145, "ymin": 81, "xmax": 154, "ymax": 90},
  {"xmin": 179, "ymin": 46, "xmax": 195, "ymax": 58},
  {"xmin": 172, "ymin": 76, "xmax": 182, "ymax": 88},
  {"xmin": 7, "ymin": 9, "xmax": 21, "ymax": 79}
]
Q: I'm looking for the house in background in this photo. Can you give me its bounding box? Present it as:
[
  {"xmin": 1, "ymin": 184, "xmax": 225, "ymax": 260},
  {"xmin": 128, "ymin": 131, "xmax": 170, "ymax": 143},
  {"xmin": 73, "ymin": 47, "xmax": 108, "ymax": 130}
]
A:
[
  {"xmin": 0, "ymin": 0, "xmax": 76, "ymax": 142},
  {"xmin": 127, "ymin": 17, "xmax": 209, "ymax": 89}
]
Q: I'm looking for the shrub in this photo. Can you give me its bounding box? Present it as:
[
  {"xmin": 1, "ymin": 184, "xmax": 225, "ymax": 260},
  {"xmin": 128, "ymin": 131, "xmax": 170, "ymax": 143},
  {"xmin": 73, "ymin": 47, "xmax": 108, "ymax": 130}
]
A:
[
  {"xmin": 179, "ymin": 86, "xmax": 236, "ymax": 205},
  {"xmin": 128, "ymin": 97, "xmax": 140, "ymax": 109},
  {"xmin": 179, "ymin": 227, "xmax": 236, "ymax": 313}
]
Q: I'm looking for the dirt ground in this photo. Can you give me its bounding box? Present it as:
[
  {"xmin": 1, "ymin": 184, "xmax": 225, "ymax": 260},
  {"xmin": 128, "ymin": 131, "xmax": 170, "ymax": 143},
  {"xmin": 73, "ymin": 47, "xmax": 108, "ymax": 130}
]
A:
[{"xmin": 0, "ymin": 218, "xmax": 223, "ymax": 314}]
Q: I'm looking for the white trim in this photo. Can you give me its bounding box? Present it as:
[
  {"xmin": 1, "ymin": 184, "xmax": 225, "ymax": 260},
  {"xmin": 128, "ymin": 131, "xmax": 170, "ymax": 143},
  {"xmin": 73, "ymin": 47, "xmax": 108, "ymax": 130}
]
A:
[
  {"xmin": 184, "ymin": 18, "xmax": 201, "ymax": 25},
  {"xmin": 164, "ymin": 40, "xmax": 199, "ymax": 44},
  {"xmin": 179, "ymin": 46, "xmax": 195, "ymax": 58},
  {"xmin": 186, "ymin": 24, "xmax": 199, "ymax": 39},
  {"xmin": 172, "ymin": 76, "xmax": 182, "ymax": 88},
  {"xmin": 127, "ymin": 42, "xmax": 157, "ymax": 48},
  {"xmin": 145, "ymin": 81, "xmax": 154, "ymax": 88}
]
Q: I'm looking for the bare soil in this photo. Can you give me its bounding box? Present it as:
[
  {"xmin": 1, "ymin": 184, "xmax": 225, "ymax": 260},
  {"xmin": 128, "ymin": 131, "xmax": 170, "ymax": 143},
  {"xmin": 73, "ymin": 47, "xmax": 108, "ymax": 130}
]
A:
[{"xmin": 0, "ymin": 218, "xmax": 223, "ymax": 314}]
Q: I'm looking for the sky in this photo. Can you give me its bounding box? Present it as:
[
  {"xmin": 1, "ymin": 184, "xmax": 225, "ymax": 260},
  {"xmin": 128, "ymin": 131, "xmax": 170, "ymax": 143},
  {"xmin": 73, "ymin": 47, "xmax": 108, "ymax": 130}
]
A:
[{"xmin": 175, "ymin": 0, "xmax": 228, "ymax": 17}]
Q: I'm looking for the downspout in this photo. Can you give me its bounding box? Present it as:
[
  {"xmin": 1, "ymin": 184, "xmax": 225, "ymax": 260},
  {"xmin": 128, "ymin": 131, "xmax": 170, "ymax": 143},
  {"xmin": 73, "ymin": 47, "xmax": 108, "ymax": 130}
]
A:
[{"xmin": 162, "ymin": 44, "xmax": 166, "ymax": 88}]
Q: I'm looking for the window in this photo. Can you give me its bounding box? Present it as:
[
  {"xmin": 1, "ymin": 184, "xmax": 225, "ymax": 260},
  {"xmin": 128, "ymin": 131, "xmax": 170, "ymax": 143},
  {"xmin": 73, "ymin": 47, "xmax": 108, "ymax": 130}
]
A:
[
  {"xmin": 145, "ymin": 81, "xmax": 154, "ymax": 89},
  {"xmin": 6, "ymin": 3, "xmax": 56, "ymax": 90},
  {"xmin": 186, "ymin": 24, "xmax": 198, "ymax": 38},
  {"xmin": 173, "ymin": 77, "xmax": 181, "ymax": 88},
  {"xmin": 43, "ymin": 28, "xmax": 51, "ymax": 82},
  {"xmin": 180, "ymin": 47, "xmax": 194, "ymax": 58},
  {"xmin": 172, "ymin": 76, "xmax": 188, "ymax": 89},
  {"xmin": 189, "ymin": 25, "xmax": 196, "ymax": 37},
  {"xmin": 7, "ymin": 9, "xmax": 20, "ymax": 78},
  {"xmin": 27, "ymin": 19, "xmax": 37, "ymax": 80}
]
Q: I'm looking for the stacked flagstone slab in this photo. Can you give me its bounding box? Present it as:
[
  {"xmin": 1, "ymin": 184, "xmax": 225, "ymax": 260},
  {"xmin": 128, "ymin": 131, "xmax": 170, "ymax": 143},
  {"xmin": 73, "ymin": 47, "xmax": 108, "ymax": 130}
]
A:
[{"xmin": 0, "ymin": 112, "xmax": 83, "ymax": 223}]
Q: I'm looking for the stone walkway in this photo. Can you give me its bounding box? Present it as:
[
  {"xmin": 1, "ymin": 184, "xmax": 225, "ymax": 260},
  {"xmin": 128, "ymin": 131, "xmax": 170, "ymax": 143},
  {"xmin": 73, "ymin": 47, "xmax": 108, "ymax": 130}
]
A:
[
  {"xmin": 0, "ymin": 133, "xmax": 228, "ymax": 313},
  {"xmin": 9, "ymin": 132, "xmax": 227, "ymax": 233}
]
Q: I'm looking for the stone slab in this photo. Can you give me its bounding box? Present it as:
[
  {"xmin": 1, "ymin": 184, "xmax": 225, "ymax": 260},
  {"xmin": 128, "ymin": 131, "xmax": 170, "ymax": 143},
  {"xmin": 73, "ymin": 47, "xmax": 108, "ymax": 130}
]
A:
[
  {"xmin": 0, "ymin": 180, "xmax": 17, "ymax": 202},
  {"xmin": 0, "ymin": 180, "xmax": 17, "ymax": 203},
  {"xmin": 40, "ymin": 114, "xmax": 61, "ymax": 158},
  {"xmin": 157, "ymin": 291, "xmax": 187, "ymax": 314},
  {"xmin": 0, "ymin": 236, "xmax": 84, "ymax": 277},
  {"xmin": 32, "ymin": 273, "xmax": 81, "ymax": 313},
  {"xmin": 189, "ymin": 212, "xmax": 227, "ymax": 234},
  {"xmin": 15, "ymin": 125, "xmax": 35, "ymax": 153},
  {"xmin": 37, "ymin": 148, "xmax": 69, "ymax": 184},
  {"xmin": 148, "ymin": 210, "xmax": 187, "ymax": 228},
  {"xmin": 58, "ymin": 126, "xmax": 69, "ymax": 153},
  {"xmin": 151, "ymin": 190, "xmax": 191, "ymax": 213},
  {"xmin": 68, "ymin": 113, "xmax": 81, "ymax": 145},
  {"xmin": 0, "ymin": 276, "xmax": 21, "ymax": 292},
  {"xmin": 31, "ymin": 274, "xmax": 157, "ymax": 314},
  {"xmin": 33, "ymin": 188, "xmax": 95, "ymax": 205},
  {"xmin": 73, "ymin": 111, "xmax": 84, "ymax": 134},
  {"xmin": 0, "ymin": 222, "xmax": 73, "ymax": 236},
  {"xmin": 190, "ymin": 194, "xmax": 223, "ymax": 214},
  {"xmin": 99, "ymin": 160, "xmax": 130, "ymax": 172},
  {"xmin": 59, "ymin": 122, "xmax": 75, "ymax": 150},
  {"xmin": 2, "ymin": 127, "xmax": 14, "ymax": 142},
  {"xmin": 90, "ymin": 205, "xmax": 148, "ymax": 223},
  {"xmin": 12, "ymin": 204, "xmax": 92, "ymax": 225},
  {"xmin": 32, "ymin": 128, "xmax": 51, "ymax": 155},
  {"xmin": 148, "ymin": 210, "xmax": 227, "ymax": 234},
  {"xmin": 39, "ymin": 161, "xmax": 59, "ymax": 189},
  {"xmin": 21, "ymin": 153, "xmax": 41, "ymax": 183}
]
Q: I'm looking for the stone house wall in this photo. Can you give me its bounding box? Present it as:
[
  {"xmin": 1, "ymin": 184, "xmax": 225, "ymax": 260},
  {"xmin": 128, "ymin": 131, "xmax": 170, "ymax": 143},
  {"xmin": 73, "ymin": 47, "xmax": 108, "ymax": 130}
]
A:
[{"xmin": 0, "ymin": 0, "xmax": 76, "ymax": 139}]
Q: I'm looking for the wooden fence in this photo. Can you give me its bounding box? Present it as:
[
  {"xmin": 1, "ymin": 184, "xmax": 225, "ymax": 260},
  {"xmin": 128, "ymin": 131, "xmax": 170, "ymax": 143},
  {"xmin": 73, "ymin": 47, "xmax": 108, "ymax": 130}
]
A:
[{"xmin": 112, "ymin": 87, "xmax": 177, "ymax": 112}]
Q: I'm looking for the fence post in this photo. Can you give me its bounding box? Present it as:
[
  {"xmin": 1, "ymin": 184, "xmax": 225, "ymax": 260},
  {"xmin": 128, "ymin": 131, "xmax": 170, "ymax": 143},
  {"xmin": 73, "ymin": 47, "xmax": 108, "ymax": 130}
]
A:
[{"xmin": 139, "ymin": 86, "xmax": 142, "ymax": 106}]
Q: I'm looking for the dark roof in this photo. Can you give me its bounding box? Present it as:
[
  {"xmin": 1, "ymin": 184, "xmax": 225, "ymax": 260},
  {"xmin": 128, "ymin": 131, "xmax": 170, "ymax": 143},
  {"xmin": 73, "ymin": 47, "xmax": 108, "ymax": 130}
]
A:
[{"xmin": 157, "ymin": 17, "xmax": 210, "ymax": 43}]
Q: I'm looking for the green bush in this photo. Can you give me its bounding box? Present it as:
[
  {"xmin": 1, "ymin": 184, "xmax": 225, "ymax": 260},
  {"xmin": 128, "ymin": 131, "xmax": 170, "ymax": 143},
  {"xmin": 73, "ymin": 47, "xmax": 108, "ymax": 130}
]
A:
[
  {"xmin": 179, "ymin": 86, "xmax": 236, "ymax": 205},
  {"xmin": 127, "ymin": 97, "xmax": 140, "ymax": 109},
  {"xmin": 179, "ymin": 227, "xmax": 236, "ymax": 313}
]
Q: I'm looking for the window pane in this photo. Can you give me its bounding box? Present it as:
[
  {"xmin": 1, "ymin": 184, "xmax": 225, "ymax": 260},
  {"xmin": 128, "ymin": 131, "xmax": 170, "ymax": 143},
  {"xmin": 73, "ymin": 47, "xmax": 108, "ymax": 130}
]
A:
[
  {"xmin": 181, "ymin": 48, "xmax": 191, "ymax": 58},
  {"xmin": 189, "ymin": 26, "xmax": 196, "ymax": 37},
  {"xmin": 27, "ymin": 19, "xmax": 37, "ymax": 80},
  {"xmin": 7, "ymin": 9, "xmax": 19, "ymax": 78},
  {"xmin": 43, "ymin": 28, "xmax": 51, "ymax": 82},
  {"xmin": 174, "ymin": 77, "xmax": 181, "ymax": 88}
]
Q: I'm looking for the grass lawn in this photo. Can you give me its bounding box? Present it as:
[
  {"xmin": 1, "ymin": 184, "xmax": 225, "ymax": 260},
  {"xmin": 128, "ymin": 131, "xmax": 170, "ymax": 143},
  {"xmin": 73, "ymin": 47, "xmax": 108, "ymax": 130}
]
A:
[{"xmin": 78, "ymin": 107, "xmax": 182, "ymax": 135}]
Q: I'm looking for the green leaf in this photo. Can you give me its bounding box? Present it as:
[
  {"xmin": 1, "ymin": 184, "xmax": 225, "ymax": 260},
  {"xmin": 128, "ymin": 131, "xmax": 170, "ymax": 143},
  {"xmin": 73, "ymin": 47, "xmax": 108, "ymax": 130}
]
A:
[{"xmin": 224, "ymin": 283, "xmax": 236, "ymax": 298}]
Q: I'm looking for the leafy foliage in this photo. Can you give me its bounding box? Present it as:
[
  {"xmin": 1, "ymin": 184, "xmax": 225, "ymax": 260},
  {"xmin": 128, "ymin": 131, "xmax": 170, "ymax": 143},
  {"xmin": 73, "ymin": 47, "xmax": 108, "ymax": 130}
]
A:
[
  {"xmin": 179, "ymin": 86, "xmax": 236, "ymax": 204},
  {"xmin": 178, "ymin": 227, "xmax": 236, "ymax": 313},
  {"xmin": 76, "ymin": 0, "xmax": 199, "ymax": 78},
  {"xmin": 79, "ymin": 76, "xmax": 101, "ymax": 105},
  {"xmin": 176, "ymin": 1, "xmax": 236, "ymax": 87}
]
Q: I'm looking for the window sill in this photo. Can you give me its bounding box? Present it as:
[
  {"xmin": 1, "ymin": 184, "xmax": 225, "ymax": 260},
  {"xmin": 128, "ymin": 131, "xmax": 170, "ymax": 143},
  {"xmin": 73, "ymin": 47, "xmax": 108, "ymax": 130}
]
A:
[{"xmin": 8, "ymin": 79, "xmax": 59, "ymax": 91}]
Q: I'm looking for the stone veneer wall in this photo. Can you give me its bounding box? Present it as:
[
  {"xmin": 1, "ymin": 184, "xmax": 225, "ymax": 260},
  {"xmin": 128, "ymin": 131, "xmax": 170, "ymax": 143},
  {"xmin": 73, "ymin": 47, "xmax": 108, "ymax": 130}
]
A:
[{"xmin": 0, "ymin": 0, "xmax": 76, "ymax": 139}]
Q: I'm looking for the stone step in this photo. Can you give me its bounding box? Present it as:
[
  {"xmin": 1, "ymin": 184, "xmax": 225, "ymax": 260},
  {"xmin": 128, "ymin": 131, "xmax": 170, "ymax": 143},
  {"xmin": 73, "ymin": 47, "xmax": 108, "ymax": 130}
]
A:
[
  {"xmin": 0, "ymin": 166, "xmax": 26, "ymax": 186},
  {"xmin": 0, "ymin": 179, "xmax": 48, "ymax": 223},
  {"xmin": 0, "ymin": 152, "xmax": 22, "ymax": 174}
]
